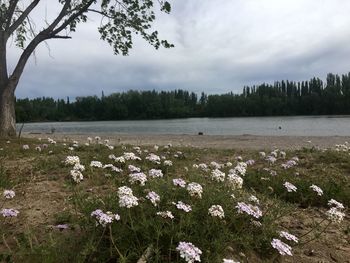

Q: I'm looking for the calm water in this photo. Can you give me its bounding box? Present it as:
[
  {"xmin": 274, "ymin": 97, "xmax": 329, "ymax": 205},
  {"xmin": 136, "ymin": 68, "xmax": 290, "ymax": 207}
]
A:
[{"xmin": 17, "ymin": 116, "xmax": 350, "ymax": 136}]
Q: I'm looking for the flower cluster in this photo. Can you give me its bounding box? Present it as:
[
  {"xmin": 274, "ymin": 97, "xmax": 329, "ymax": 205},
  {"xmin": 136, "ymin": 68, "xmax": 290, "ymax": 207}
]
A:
[
  {"xmin": 129, "ymin": 172, "xmax": 147, "ymax": 186},
  {"xmin": 187, "ymin": 182, "xmax": 203, "ymax": 198},
  {"xmin": 22, "ymin": 144, "xmax": 30, "ymax": 150},
  {"xmin": 259, "ymin": 151, "xmax": 266, "ymax": 158},
  {"xmin": 227, "ymin": 173, "xmax": 243, "ymax": 189},
  {"xmin": 271, "ymin": 238, "xmax": 292, "ymax": 256},
  {"xmin": 283, "ymin": 181, "xmax": 297, "ymax": 192},
  {"xmin": 91, "ymin": 209, "xmax": 120, "ymax": 227},
  {"xmin": 3, "ymin": 190, "xmax": 15, "ymax": 199},
  {"xmin": 208, "ymin": 205, "xmax": 225, "ymax": 219},
  {"xmin": 326, "ymin": 199, "xmax": 345, "ymax": 223},
  {"xmin": 65, "ymin": 156, "xmax": 80, "ymax": 165},
  {"xmin": 173, "ymin": 178, "xmax": 186, "ymax": 188},
  {"xmin": 148, "ymin": 169, "xmax": 163, "ymax": 178},
  {"xmin": 198, "ymin": 163, "xmax": 209, "ymax": 172},
  {"xmin": 146, "ymin": 153, "xmax": 161, "ymax": 164},
  {"xmin": 109, "ymin": 155, "xmax": 125, "ymax": 164},
  {"xmin": 118, "ymin": 186, "xmax": 139, "ymax": 208},
  {"xmin": 65, "ymin": 155, "xmax": 84, "ymax": 183},
  {"xmin": 279, "ymin": 231, "xmax": 299, "ymax": 243},
  {"xmin": 163, "ymin": 160, "xmax": 173, "ymax": 166},
  {"xmin": 73, "ymin": 163, "xmax": 85, "ymax": 172},
  {"xmin": 146, "ymin": 191, "xmax": 160, "ymax": 206},
  {"xmin": 248, "ymin": 195, "xmax": 259, "ymax": 204},
  {"xmin": 236, "ymin": 202, "xmax": 262, "ymax": 219},
  {"xmin": 230, "ymin": 162, "xmax": 247, "ymax": 177},
  {"xmin": 281, "ymin": 159, "xmax": 298, "ymax": 169},
  {"xmin": 210, "ymin": 161, "xmax": 222, "ymax": 169},
  {"xmin": 156, "ymin": 211, "xmax": 174, "ymax": 219},
  {"xmin": 223, "ymin": 259, "xmax": 240, "ymax": 263},
  {"xmin": 310, "ymin": 184, "xmax": 323, "ymax": 196},
  {"xmin": 176, "ymin": 242, "xmax": 202, "ymax": 263},
  {"xmin": 70, "ymin": 169, "xmax": 84, "ymax": 183},
  {"xmin": 245, "ymin": 159, "xmax": 255, "ymax": 165},
  {"xmin": 1, "ymin": 208, "xmax": 19, "ymax": 217},
  {"xmin": 173, "ymin": 201, "xmax": 192, "ymax": 212},
  {"xmin": 90, "ymin": 161, "xmax": 103, "ymax": 168},
  {"xmin": 266, "ymin": 155, "xmax": 277, "ymax": 164},
  {"xmin": 123, "ymin": 152, "xmax": 141, "ymax": 161},
  {"xmin": 211, "ymin": 169, "xmax": 225, "ymax": 182},
  {"xmin": 128, "ymin": 165, "xmax": 141, "ymax": 173}
]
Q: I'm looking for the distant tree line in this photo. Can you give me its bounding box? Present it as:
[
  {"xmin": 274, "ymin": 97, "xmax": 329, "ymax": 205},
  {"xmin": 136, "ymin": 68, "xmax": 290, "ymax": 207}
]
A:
[{"xmin": 15, "ymin": 72, "xmax": 350, "ymax": 122}]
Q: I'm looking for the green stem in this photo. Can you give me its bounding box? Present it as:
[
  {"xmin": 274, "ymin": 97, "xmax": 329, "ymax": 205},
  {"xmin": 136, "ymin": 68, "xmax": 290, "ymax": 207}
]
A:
[
  {"xmin": 299, "ymin": 218, "xmax": 326, "ymax": 239},
  {"xmin": 299, "ymin": 221, "xmax": 332, "ymax": 246},
  {"xmin": 87, "ymin": 227, "xmax": 106, "ymax": 263},
  {"xmin": 128, "ymin": 210, "xmax": 141, "ymax": 247},
  {"xmin": 109, "ymin": 225, "xmax": 125, "ymax": 260}
]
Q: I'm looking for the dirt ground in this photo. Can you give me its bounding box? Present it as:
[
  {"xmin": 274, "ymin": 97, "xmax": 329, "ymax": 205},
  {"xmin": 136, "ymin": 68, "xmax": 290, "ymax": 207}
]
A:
[
  {"xmin": 23, "ymin": 133, "xmax": 350, "ymax": 150},
  {"xmin": 7, "ymin": 134, "xmax": 350, "ymax": 262}
]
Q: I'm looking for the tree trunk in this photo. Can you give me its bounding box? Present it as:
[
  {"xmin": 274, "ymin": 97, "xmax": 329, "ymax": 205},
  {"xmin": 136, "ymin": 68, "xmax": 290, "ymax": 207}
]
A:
[{"xmin": 0, "ymin": 87, "xmax": 16, "ymax": 138}]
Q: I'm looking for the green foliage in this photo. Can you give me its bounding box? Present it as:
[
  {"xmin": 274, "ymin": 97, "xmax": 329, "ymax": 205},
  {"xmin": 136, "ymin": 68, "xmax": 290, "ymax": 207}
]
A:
[
  {"xmin": 2, "ymin": 1, "xmax": 173, "ymax": 55},
  {"xmin": 243, "ymin": 150, "xmax": 350, "ymax": 208},
  {"xmin": 0, "ymin": 139, "xmax": 348, "ymax": 262},
  {"xmin": 0, "ymin": 161, "xmax": 11, "ymax": 189},
  {"xmin": 15, "ymin": 71, "xmax": 350, "ymax": 122}
]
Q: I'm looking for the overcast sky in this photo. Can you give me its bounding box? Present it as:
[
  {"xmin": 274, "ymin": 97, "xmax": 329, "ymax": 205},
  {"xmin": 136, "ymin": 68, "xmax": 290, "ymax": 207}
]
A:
[{"xmin": 8, "ymin": 0, "xmax": 350, "ymax": 99}]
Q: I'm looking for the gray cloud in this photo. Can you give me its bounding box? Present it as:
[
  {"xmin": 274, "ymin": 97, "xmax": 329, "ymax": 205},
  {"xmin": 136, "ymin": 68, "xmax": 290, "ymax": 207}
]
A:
[{"xmin": 8, "ymin": 0, "xmax": 350, "ymax": 98}]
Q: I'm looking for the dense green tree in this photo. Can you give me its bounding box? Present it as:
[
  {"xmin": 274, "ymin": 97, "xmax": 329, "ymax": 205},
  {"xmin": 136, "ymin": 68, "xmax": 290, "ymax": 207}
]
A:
[
  {"xmin": 14, "ymin": 72, "xmax": 350, "ymax": 122},
  {"xmin": 0, "ymin": 0, "xmax": 173, "ymax": 137}
]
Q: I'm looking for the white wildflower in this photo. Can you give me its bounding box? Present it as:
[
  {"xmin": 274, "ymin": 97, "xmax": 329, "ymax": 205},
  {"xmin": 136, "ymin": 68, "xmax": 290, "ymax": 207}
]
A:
[
  {"xmin": 146, "ymin": 191, "xmax": 160, "ymax": 206},
  {"xmin": 283, "ymin": 182, "xmax": 297, "ymax": 192},
  {"xmin": 129, "ymin": 172, "xmax": 147, "ymax": 186},
  {"xmin": 279, "ymin": 231, "xmax": 299, "ymax": 243},
  {"xmin": 236, "ymin": 202, "xmax": 262, "ymax": 219},
  {"xmin": 173, "ymin": 201, "xmax": 192, "ymax": 212},
  {"xmin": 148, "ymin": 169, "xmax": 163, "ymax": 178},
  {"xmin": 176, "ymin": 242, "xmax": 202, "ymax": 263},
  {"xmin": 70, "ymin": 170, "xmax": 83, "ymax": 183},
  {"xmin": 3, "ymin": 190, "xmax": 15, "ymax": 199},
  {"xmin": 73, "ymin": 163, "xmax": 85, "ymax": 172},
  {"xmin": 211, "ymin": 169, "xmax": 225, "ymax": 182},
  {"xmin": 163, "ymin": 160, "xmax": 173, "ymax": 166},
  {"xmin": 208, "ymin": 205, "xmax": 225, "ymax": 219},
  {"xmin": 227, "ymin": 173, "xmax": 243, "ymax": 189},
  {"xmin": 310, "ymin": 184, "xmax": 323, "ymax": 196},
  {"xmin": 146, "ymin": 153, "xmax": 161, "ymax": 164},
  {"xmin": 173, "ymin": 178, "xmax": 186, "ymax": 188},
  {"xmin": 271, "ymin": 238, "xmax": 292, "ymax": 256},
  {"xmin": 156, "ymin": 211, "xmax": 174, "ymax": 219},
  {"xmin": 65, "ymin": 156, "xmax": 80, "ymax": 165},
  {"xmin": 128, "ymin": 164, "xmax": 141, "ymax": 173},
  {"xmin": 90, "ymin": 161, "xmax": 103, "ymax": 168},
  {"xmin": 187, "ymin": 182, "xmax": 203, "ymax": 198}
]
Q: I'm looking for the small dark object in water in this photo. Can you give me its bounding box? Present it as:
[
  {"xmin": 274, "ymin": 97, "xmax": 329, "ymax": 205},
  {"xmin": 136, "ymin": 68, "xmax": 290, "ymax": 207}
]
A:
[
  {"xmin": 278, "ymin": 126, "xmax": 282, "ymax": 130},
  {"xmin": 198, "ymin": 132, "xmax": 204, "ymax": 135}
]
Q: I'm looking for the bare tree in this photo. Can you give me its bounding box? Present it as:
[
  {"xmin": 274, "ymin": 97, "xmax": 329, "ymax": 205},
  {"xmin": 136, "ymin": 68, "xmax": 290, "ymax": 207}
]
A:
[{"xmin": 0, "ymin": 0, "xmax": 172, "ymax": 137}]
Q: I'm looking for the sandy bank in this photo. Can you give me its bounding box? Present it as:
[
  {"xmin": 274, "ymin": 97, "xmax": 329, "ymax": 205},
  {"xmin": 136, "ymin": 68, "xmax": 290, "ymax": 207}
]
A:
[{"xmin": 22, "ymin": 133, "xmax": 350, "ymax": 150}]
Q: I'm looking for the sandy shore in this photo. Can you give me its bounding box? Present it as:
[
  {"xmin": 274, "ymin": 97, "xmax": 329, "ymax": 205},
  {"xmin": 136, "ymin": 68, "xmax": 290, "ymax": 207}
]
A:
[{"xmin": 22, "ymin": 133, "xmax": 350, "ymax": 150}]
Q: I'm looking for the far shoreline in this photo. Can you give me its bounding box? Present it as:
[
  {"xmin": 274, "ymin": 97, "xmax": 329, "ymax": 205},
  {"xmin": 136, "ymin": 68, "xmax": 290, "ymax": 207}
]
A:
[{"xmin": 22, "ymin": 133, "xmax": 350, "ymax": 150}]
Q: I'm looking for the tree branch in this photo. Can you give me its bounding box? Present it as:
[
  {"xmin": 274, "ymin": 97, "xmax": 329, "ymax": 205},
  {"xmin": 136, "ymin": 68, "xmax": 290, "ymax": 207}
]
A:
[
  {"xmin": 7, "ymin": 0, "xmax": 94, "ymax": 91},
  {"xmin": 50, "ymin": 35, "xmax": 72, "ymax": 39},
  {"xmin": 5, "ymin": 0, "xmax": 19, "ymax": 31},
  {"xmin": 50, "ymin": 0, "xmax": 95, "ymax": 36},
  {"xmin": 46, "ymin": 0, "xmax": 72, "ymax": 32},
  {"xmin": 8, "ymin": 32, "xmax": 47, "ymax": 92},
  {"xmin": 7, "ymin": 0, "xmax": 40, "ymax": 36},
  {"xmin": 87, "ymin": 9, "xmax": 114, "ymax": 19}
]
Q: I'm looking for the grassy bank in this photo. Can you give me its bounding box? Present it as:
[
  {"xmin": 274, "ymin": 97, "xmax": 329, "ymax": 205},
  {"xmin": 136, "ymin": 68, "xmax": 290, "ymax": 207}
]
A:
[{"xmin": 0, "ymin": 137, "xmax": 348, "ymax": 262}]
